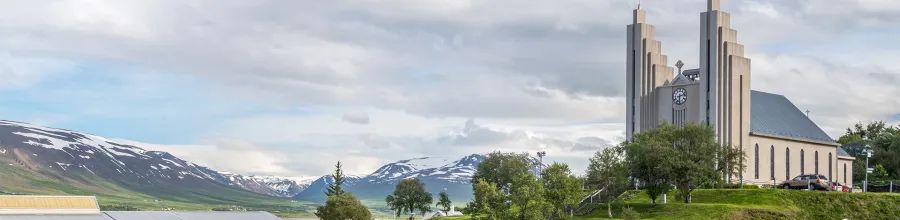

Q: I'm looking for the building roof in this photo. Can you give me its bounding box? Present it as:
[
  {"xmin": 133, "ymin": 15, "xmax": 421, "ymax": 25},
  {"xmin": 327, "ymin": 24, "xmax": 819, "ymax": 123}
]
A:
[
  {"xmin": 0, "ymin": 211, "xmax": 283, "ymax": 220},
  {"xmin": 837, "ymin": 146, "xmax": 852, "ymax": 157},
  {"xmin": 0, "ymin": 195, "xmax": 99, "ymax": 215},
  {"xmin": 750, "ymin": 90, "xmax": 835, "ymax": 143},
  {"xmin": 103, "ymin": 211, "xmax": 282, "ymax": 220}
]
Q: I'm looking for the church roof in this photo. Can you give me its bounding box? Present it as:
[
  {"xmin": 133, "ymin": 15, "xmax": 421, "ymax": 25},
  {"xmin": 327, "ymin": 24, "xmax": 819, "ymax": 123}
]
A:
[
  {"xmin": 837, "ymin": 146, "xmax": 852, "ymax": 157},
  {"xmin": 750, "ymin": 90, "xmax": 836, "ymax": 144}
]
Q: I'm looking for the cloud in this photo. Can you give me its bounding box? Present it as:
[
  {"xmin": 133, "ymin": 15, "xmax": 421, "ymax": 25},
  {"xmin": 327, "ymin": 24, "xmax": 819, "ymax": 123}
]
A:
[
  {"xmin": 0, "ymin": 0, "xmax": 898, "ymax": 177},
  {"xmin": 341, "ymin": 111, "xmax": 370, "ymax": 124}
]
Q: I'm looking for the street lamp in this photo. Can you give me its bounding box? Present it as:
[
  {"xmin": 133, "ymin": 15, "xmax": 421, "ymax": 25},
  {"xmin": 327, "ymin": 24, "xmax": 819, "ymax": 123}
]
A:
[{"xmin": 535, "ymin": 151, "xmax": 547, "ymax": 177}]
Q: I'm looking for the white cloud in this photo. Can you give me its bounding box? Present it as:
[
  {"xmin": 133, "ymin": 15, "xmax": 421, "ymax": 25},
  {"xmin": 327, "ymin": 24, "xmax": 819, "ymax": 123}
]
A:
[{"xmin": 0, "ymin": 0, "xmax": 897, "ymax": 177}]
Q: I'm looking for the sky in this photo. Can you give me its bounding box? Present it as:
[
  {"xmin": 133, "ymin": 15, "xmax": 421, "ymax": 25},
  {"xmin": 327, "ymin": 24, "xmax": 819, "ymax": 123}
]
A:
[{"xmin": 0, "ymin": 0, "xmax": 898, "ymax": 178}]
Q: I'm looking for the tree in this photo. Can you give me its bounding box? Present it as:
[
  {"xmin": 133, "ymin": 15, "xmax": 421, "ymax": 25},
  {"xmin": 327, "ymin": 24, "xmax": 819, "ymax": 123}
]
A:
[
  {"xmin": 667, "ymin": 123, "xmax": 741, "ymax": 203},
  {"xmin": 436, "ymin": 191, "xmax": 452, "ymax": 213},
  {"xmin": 471, "ymin": 151, "xmax": 532, "ymax": 194},
  {"xmin": 470, "ymin": 151, "xmax": 552, "ymax": 219},
  {"xmin": 623, "ymin": 123, "xmax": 743, "ymax": 203},
  {"xmin": 314, "ymin": 193, "xmax": 371, "ymax": 220},
  {"xmin": 470, "ymin": 179, "xmax": 507, "ymax": 220},
  {"xmin": 837, "ymin": 121, "xmax": 900, "ymax": 182},
  {"xmin": 326, "ymin": 161, "xmax": 346, "ymax": 196},
  {"xmin": 385, "ymin": 178, "xmax": 434, "ymax": 218},
  {"xmin": 541, "ymin": 163, "xmax": 582, "ymax": 219},
  {"xmin": 624, "ymin": 124, "xmax": 676, "ymax": 203},
  {"xmin": 587, "ymin": 146, "xmax": 627, "ymax": 218}
]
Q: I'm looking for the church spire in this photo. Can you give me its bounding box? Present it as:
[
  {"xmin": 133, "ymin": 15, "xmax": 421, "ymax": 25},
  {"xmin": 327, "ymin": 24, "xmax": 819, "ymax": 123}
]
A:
[{"xmin": 708, "ymin": 0, "xmax": 720, "ymax": 11}]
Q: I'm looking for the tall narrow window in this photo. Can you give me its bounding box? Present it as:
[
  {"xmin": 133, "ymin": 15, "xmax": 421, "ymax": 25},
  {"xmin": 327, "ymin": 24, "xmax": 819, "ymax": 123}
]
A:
[
  {"xmin": 770, "ymin": 145, "xmax": 775, "ymax": 180},
  {"xmin": 800, "ymin": 149, "xmax": 805, "ymax": 175},
  {"xmin": 815, "ymin": 151, "xmax": 819, "ymax": 174},
  {"xmin": 786, "ymin": 148, "xmax": 791, "ymax": 180},
  {"xmin": 754, "ymin": 144, "xmax": 759, "ymax": 179},
  {"xmin": 843, "ymin": 164, "xmax": 847, "ymax": 183},
  {"xmin": 829, "ymin": 153, "xmax": 833, "ymax": 180}
]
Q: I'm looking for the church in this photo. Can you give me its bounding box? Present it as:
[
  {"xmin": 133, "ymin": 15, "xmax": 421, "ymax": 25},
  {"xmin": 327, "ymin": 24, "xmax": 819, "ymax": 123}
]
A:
[{"xmin": 625, "ymin": 0, "xmax": 854, "ymax": 186}]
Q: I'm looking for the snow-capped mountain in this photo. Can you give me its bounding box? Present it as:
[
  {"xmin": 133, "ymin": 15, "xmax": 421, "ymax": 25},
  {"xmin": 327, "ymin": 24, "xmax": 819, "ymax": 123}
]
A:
[
  {"xmin": 0, "ymin": 120, "xmax": 307, "ymax": 199},
  {"xmin": 217, "ymin": 173, "xmax": 318, "ymax": 197},
  {"xmin": 294, "ymin": 154, "xmax": 485, "ymax": 202}
]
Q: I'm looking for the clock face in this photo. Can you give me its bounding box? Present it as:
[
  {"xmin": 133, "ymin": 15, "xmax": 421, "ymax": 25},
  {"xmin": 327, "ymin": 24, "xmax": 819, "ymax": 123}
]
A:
[{"xmin": 673, "ymin": 88, "xmax": 687, "ymax": 105}]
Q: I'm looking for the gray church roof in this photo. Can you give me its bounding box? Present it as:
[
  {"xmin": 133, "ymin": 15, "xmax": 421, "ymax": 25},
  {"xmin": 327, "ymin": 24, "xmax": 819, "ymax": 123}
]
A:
[
  {"xmin": 750, "ymin": 90, "xmax": 836, "ymax": 143},
  {"xmin": 837, "ymin": 146, "xmax": 852, "ymax": 157}
]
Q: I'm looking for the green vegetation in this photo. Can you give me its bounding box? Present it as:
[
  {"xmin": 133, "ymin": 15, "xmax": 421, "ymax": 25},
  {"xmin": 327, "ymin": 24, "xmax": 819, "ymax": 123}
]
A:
[
  {"xmin": 467, "ymin": 152, "xmax": 585, "ymax": 219},
  {"xmin": 0, "ymin": 161, "xmax": 314, "ymax": 218},
  {"xmin": 386, "ymin": 178, "xmax": 434, "ymax": 218},
  {"xmin": 436, "ymin": 191, "xmax": 453, "ymax": 213},
  {"xmin": 837, "ymin": 121, "xmax": 900, "ymax": 183},
  {"xmin": 316, "ymin": 161, "xmax": 373, "ymax": 220},
  {"xmin": 624, "ymin": 123, "xmax": 744, "ymax": 204},
  {"xmin": 437, "ymin": 189, "xmax": 900, "ymax": 220}
]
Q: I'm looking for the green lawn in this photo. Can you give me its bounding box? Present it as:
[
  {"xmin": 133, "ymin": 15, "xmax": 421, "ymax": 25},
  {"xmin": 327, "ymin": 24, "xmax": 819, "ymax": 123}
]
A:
[{"xmin": 434, "ymin": 189, "xmax": 900, "ymax": 220}]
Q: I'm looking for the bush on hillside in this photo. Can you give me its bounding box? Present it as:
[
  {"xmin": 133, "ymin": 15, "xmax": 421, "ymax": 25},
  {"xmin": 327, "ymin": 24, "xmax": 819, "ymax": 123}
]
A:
[{"xmin": 622, "ymin": 206, "xmax": 640, "ymax": 220}]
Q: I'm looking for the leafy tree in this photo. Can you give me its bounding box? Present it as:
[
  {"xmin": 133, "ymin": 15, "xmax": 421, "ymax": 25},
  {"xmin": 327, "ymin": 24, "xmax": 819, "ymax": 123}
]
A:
[
  {"xmin": 385, "ymin": 178, "xmax": 434, "ymax": 218},
  {"xmin": 436, "ymin": 191, "xmax": 452, "ymax": 213},
  {"xmin": 541, "ymin": 163, "xmax": 582, "ymax": 219},
  {"xmin": 667, "ymin": 123, "xmax": 741, "ymax": 203},
  {"xmin": 470, "ymin": 179, "xmax": 508, "ymax": 220},
  {"xmin": 623, "ymin": 123, "xmax": 743, "ymax": 203},
  {"xmin": 470, "ymin": 151, "xmax": 552, "ymax": 219},
  {"xmin": 587, "ymin": 146, "xmax": 628, "ymax": 218},
  {"xmin": 471, "ymin": 151, "xmax": 533, "ymax": 194},
  {"xmin": 624, "ymin": 125, "xmax": 676, "ymax": 203},
  {"xmin": 837, "ymin": 121, "xmax": 900, "ymax": 182},
  {"xmin": 508, "ymin": 172, "xmax": 551, "ymax": 219},
  {"xmin": 326, "ymin": 161, "xmax": 346, "ymax": 196},
  {"xmin": 314, "ymin": 193, "xmax": 371, "ymax": 220}
]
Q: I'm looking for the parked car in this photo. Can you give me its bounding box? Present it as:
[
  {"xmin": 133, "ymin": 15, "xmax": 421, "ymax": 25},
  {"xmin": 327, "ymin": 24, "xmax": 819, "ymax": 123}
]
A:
[
  {"xmin": 780, "ymin": 174, "xmax": 832, "ymax": 190},
  {"xmin": 831, "ymin": 182, "xmax": 850, "ymax": 192}
]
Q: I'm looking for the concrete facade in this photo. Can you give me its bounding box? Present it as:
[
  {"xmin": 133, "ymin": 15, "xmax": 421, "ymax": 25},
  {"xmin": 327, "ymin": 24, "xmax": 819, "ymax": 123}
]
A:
[
  {"xmin": 624, "ymin": 0, "xmax": 854, "ymax": 186},
  {"xmin": 746, "ymin": 134, "xmax": 853, "ymax": 186}
]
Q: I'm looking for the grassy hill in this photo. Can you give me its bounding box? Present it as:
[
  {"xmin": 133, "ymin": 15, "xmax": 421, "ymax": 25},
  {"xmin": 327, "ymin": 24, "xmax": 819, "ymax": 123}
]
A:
[{"xmin": 435, "ymin": 189, "xmax": 900, "ymax": 219}]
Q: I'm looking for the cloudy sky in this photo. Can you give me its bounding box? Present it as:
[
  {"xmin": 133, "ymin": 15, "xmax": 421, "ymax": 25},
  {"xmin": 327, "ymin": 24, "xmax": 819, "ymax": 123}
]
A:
[{"xmin": 0, "ymin": 0, "xmax": 898, "ymax": 178}]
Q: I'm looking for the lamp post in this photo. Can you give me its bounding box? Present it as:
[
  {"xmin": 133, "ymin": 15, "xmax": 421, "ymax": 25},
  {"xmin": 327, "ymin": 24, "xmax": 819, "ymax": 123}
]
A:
[{"xmin": 536, "ymin": 151, "xmax": 546, "ymax": 177}]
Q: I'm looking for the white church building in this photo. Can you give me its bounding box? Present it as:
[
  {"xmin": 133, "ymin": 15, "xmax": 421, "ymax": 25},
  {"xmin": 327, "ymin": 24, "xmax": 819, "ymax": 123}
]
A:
[{"xmin": 625, "ymin": 0, "xmax": 854, "ymax": 186}]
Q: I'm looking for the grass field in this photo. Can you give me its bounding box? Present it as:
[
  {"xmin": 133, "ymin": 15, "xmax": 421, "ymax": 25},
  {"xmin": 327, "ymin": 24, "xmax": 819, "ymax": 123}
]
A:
[{"xmin": 434, "ymin": 189, "xmax": 900, "ymax": 219}]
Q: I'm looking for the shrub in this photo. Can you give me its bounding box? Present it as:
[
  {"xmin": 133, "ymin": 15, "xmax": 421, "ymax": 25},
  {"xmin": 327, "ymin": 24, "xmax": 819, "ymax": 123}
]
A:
[{"xmin": 622, "ymin": 206, "xmax": 640, "ymax": 220}]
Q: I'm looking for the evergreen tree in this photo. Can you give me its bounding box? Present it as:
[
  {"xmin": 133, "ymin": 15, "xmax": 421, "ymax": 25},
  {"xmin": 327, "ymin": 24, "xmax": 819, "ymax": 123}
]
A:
[
  {"xmin": 436, "ymin": 191, "xmax": 452, "ymax": 213},
  {"xmin": 326, "ymin": 161, "xmax": 346, "ymax": 197}
]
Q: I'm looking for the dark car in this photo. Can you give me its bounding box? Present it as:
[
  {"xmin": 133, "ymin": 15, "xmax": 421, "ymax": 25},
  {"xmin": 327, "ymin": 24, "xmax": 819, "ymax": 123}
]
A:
[{"xmin": 780, "ymin": 174, "xmax": 832, "ymax": 190}]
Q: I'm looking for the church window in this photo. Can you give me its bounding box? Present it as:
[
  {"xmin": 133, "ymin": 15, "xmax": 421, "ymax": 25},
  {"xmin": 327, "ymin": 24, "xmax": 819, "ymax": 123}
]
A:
[
  {"xmin": 843, "ymin": 164, "xmax": 847, "ymax": 183},
  {"xmin": 770, "ymin": 145, "xmax": 775, "ymax": 180},
  {"xmin": 815, "ymin": 151, "xmax": 819, "ymax": 174},
  {"xmin": 829, "ymin": 153, "xmax": 833, "ymax": 180},
  {"xmin": 754, "ymin": 144, "xmax": 759, "ymax": 179},
  {"xmin": 800, "ymin": 150, "xmax": 805, "ymax": 175},
  {"xmin": 785, "ymin": 148, "xmax": 790, "ymax": 180}
]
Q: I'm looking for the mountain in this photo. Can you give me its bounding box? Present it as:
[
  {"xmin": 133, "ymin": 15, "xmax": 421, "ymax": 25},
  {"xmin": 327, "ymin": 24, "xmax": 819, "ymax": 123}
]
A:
[
  {"xmin": 217, "ymin": 173, "xmax": 317, "ymax": 197},
  {"xmin": 294, "ymin": 154, "xmax": 486, "ymax": 203},
  {"xmin": 0, "ymin": 120, "xmax": 305, "ymax": 206}
]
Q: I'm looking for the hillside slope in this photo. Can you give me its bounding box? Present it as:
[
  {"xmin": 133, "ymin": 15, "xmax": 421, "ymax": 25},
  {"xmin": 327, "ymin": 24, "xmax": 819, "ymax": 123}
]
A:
[
  {"xmin": 576, "ymin": 189, "xmax": 900, "ymax": 219},
  {"xmin": 0, "ymin": 120, "xmax": 309, "ymax": 212}
]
